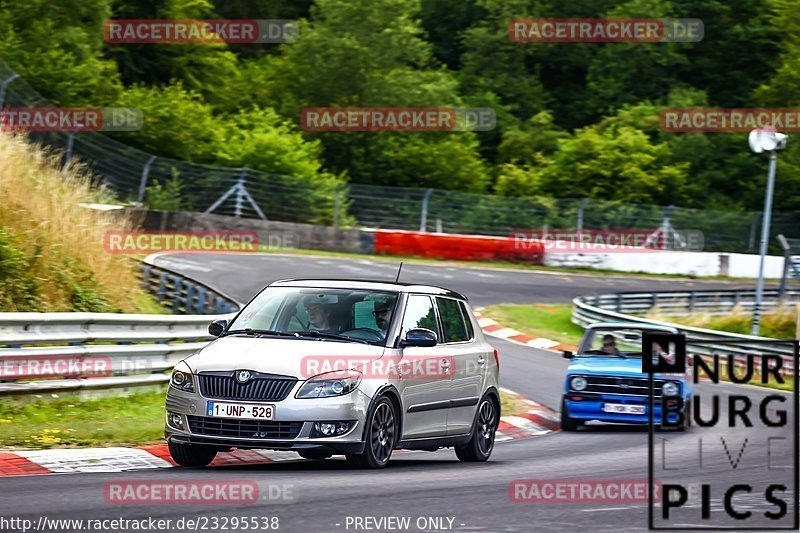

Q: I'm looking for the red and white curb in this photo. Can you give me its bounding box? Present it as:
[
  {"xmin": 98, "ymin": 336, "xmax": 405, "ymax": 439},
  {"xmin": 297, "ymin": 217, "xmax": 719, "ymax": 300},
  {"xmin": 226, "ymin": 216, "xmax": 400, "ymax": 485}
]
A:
[
  {"xmin": 473, "ymin": 310, "xmax": 577, "ymax": 353},
  {"xmin": 0, "ymin": 389, "xmax": 558, "ymax": 477}
]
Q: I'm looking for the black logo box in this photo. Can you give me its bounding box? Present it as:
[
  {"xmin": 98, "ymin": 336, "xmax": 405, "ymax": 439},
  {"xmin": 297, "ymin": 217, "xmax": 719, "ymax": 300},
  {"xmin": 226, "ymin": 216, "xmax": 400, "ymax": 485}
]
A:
[{"xmin": 644, "ymin": 335, "xmax": 799, "ymax": 530}]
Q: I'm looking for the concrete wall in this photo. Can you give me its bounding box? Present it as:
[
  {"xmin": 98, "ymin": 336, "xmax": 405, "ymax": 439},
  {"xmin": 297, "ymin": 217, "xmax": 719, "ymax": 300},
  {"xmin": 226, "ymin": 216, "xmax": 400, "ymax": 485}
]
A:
[
  {"xmin": 125, "ymin": 209, "xmax": 374, "ymax": 255},
  {"xmin": 545, "ymin": 249, "xmax": 785, "ymax": 278}
]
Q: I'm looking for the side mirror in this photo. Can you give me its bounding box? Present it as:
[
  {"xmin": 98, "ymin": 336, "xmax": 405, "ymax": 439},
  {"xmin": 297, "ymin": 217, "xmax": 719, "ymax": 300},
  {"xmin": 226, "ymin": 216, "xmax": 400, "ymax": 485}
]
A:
[
  {"xmin": 401, "ymin": 328, "xmax": 438, "ymax": 348},
  {"xmin": 562, "ymin": 350, "xmax": 574, "ymax": 360},
  {"xmin": 208, "ymin": 319, "xmax": 228, "ymax": 337}
]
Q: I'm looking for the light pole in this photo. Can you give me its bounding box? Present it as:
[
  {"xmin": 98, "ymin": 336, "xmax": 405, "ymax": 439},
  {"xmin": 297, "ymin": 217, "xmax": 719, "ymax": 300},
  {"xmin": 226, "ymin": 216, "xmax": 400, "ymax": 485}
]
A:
[{"xmin": 748, "ymin": 129, "xmax": 788, "ymax": 335}]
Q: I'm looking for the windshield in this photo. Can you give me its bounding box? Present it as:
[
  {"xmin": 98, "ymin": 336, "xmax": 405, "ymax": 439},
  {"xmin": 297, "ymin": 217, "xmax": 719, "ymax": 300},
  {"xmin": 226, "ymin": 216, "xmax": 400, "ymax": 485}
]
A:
[
  {"xmin": 226, "ymin": 287, "xmax": 399, "ymax": 345},
  {"xmin": 579, "ymin": 328, "xmax": 647, "ymax": 357}
]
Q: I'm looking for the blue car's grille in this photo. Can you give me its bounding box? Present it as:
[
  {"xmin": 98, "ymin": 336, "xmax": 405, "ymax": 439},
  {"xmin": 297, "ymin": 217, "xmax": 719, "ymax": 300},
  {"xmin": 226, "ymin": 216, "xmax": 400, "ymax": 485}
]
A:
[{"xmin": 573, "ymin": 375, "xmax": 666, "ymax": 397}]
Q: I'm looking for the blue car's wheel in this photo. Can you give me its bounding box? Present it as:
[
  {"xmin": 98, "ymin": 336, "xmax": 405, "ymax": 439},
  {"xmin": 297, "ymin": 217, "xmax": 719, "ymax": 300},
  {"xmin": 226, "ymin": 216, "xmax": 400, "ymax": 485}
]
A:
[{"xmin": 560, "ymin": 397, "xmax": 583, "ymax": 431}]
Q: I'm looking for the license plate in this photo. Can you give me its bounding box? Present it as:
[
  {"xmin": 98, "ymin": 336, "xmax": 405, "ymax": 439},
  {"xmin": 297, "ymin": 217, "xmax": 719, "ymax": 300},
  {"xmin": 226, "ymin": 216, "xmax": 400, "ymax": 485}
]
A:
[
  {"xmin": 603, "ymin": 403, "xmax": 645, "ymax": 415},
  {"xmin": 206, "ymin": 401, "xmax": 275, "ymax": 420}
]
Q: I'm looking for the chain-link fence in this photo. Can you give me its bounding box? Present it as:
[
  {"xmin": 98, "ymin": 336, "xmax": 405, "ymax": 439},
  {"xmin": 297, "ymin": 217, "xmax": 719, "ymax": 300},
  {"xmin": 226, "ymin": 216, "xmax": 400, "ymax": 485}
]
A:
[{"xmin": 1, "ymin": 60, "xmax": 798, "ymax": 254}]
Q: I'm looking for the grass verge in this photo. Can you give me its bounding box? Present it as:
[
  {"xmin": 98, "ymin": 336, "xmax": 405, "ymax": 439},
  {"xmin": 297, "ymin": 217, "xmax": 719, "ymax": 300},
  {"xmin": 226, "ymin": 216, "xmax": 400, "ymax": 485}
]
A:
[
  {"xmin": 481, "ymin": 303, "xmax": 584, "ymax": 347},
  {"xmin": 0, "ymin": 389, "xmax": 525, "ymax": 449}
]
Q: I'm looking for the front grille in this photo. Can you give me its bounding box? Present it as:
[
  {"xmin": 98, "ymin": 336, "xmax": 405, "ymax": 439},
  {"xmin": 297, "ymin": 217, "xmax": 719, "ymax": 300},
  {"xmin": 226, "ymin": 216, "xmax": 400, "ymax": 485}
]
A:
[
  {"xmin": 198, "ymin": 372, "xmax": 297, "ymax": 401},
  {"xmin": 574, "ymin": 375, "xmax": 665, "ymax": 397},
  {"xmin": 187, "ymin": 416, "xmax": 303, "ymax": 439}
]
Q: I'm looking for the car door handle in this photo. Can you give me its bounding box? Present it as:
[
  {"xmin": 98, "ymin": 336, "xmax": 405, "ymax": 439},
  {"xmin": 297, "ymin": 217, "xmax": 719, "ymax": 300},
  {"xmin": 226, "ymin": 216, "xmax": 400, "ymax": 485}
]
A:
[
  {"xmin": 477, "ymin": 355, "xmax": 487, "ymax": 366},
  {"xmin": 440, "ymin": 359, "xmax": 451, "ymax": 368}
]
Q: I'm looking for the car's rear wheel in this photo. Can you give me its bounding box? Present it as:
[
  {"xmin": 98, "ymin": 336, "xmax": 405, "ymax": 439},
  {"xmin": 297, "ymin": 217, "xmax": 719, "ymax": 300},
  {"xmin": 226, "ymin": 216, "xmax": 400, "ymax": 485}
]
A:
[
  {"xmin": 298, "ymin": 451, "xmax": 333, "ymax": 460},
  {"xmin": 346, "ymin": 397, "xmax": 396, "ymax": 469},
  {"xmin": 455, "ymin": 397, "xmax": 498, "ymax": 462},
  {"xmin": 560, "ymin": 398, "xmax": 583, "ymax": 431},
  {"xmin": 168, "ymin": 441, "xmax": 217, "ymax": 467}
]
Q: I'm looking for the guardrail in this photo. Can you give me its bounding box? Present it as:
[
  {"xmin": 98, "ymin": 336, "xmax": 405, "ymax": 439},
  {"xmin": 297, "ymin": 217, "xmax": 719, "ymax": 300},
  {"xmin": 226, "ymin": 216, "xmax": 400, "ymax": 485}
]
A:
[
  {"xmin": 572, "ymin": 289, "xmax": 798, "ymax": 372},
  {"xmin": 0, "ymin": 258, "xmax": 242, "ymax": 395}
]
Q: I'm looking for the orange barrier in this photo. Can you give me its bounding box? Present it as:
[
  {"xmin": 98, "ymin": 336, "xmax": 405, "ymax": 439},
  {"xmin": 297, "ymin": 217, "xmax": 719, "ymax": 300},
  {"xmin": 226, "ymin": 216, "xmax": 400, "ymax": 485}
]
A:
[{"xmin": 374, "ymin": 230, "xmax": 543, "ymax": 263}]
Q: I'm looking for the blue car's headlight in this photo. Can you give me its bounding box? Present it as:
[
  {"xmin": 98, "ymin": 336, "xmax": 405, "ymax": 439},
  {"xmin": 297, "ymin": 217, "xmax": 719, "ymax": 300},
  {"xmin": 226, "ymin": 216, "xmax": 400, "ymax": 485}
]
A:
[
  {"xmin": 570, "ymin": 376, "xmax": 588, "ymax": 391},
  {"xmin": 662, "ymin": 381, "xmax": 680, "ymax": 396}
]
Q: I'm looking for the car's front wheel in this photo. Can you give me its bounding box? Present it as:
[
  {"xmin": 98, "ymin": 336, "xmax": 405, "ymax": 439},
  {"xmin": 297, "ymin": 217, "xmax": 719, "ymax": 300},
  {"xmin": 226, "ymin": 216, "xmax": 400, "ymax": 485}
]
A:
[
  {"xmin": 168, "ymin": 441, "xmax": 217, "ymax": 467},
  {"xmin": 560, "ymin": 398, "xmax": 583, "ymax": 431},
  {"xmin": 455, "ymin": 397, "xmax": 498, "ymax": 462},
  {"xmin": 346, "ymin": 396, "xmax": 396, "ymax": 469}
]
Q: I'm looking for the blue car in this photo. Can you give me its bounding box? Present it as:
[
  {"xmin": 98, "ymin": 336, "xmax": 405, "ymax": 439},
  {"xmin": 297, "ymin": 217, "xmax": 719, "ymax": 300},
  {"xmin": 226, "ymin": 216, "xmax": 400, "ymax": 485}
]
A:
[{"xmin": 560, "ymin": 322, "xmax": 693, "ymax": 431}]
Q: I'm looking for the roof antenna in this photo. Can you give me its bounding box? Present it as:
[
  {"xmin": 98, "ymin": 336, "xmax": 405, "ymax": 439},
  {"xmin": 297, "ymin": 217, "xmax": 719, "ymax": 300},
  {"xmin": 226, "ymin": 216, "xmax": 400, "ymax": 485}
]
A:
[{"xmin": 394, "ymin": 262, "xmax": 404, "ymax": 283}]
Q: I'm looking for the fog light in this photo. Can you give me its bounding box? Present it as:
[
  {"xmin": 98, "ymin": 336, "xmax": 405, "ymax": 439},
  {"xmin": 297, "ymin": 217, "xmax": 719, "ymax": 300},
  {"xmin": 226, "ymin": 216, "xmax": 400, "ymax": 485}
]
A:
[
  {"xmin": 168, "ymin": 412, "xmax": 184, "ymax": 428},
  {"xmin": 311, "ymin": 421, "xmax": 356, "ymax": 438}
]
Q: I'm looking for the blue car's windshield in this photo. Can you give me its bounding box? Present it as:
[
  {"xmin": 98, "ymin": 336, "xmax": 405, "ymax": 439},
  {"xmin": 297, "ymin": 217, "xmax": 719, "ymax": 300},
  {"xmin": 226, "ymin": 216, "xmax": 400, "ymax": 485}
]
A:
[{"xmin": 579, "ymin": 328, "xmax": 646, "ymax": 358}]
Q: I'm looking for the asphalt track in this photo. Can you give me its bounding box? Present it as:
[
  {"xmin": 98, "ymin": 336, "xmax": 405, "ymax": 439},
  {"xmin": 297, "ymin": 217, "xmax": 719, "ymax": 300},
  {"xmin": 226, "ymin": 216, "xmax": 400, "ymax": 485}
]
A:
[{"xmin": 1, "ymin": 254, "xmax": 794, "ymax": 532}]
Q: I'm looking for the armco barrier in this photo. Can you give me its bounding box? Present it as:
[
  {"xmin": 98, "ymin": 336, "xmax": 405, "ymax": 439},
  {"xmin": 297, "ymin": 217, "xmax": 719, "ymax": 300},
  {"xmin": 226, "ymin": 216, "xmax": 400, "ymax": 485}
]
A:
[
  {"xmin": 374, "ymin": 230, "xmax": 543, "ymax": 263},
  {"xmin": 572, "ymin": 289, "xmax": 798, "ymax": 371},
  {"xmin": 0, "ymin": 258, "xmax": 242, "ymax": 395}
]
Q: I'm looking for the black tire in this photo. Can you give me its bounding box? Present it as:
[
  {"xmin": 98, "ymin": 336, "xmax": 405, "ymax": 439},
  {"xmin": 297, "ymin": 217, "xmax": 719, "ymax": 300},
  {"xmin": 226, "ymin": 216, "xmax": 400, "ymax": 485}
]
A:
[
  {"xmin": 560, "ymin": 398, "xmax": 583, "ymax": 431},
  {"xmin": 298, "ymin": 451, "xmax": 333, "ymax": 460},
  {"xmin": 345, "ymin": 397, "xmax": 396, "ymax": 469},
  {"xmin": 168, "ymin": 441, "xmax": 217, "ymax": 467},
  {"xmin": 455, "ymin": 397, "xmax": 498, "ymax": 462}
]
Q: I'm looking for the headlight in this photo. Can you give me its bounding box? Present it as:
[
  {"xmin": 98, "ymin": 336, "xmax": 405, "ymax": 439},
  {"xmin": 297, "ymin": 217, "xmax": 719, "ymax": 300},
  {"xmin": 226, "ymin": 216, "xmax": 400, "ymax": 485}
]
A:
[
  {"xmin": 170, "ymin": 361, "xmax": 195, "ymax": 392},
  {"xmin": 570, "ymin": 376, "xmax": 588, "ymax": 391},
  {"xmin": 662, "ymin": 381, "xmax": 680, "ymax": 396},
  {"xmin": 296, "ymin": 370, "xmax": 361, "ymax": 399}
]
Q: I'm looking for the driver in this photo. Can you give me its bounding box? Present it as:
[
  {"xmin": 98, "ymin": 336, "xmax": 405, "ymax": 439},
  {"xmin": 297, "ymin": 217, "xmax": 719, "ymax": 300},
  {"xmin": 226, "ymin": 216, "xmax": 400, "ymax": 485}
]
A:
[
  {"xmin": 303, "ymin": 295, "xmax": 339, "ymax": 332},
  {"xmin": 601, "ymin": 334, "xmax": 620, "ymax": 355}
]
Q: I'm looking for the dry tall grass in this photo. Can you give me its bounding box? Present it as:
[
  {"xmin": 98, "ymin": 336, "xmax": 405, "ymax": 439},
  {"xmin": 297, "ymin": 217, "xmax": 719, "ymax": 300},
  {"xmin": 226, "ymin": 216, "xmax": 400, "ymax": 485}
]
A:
[
  {"xmin": 0, "ymin": 131, "xmax": 153, "ymax": 312},
  {"xmin": 648, "ymin": 305, "xmax": 797, "ymax": 339}
]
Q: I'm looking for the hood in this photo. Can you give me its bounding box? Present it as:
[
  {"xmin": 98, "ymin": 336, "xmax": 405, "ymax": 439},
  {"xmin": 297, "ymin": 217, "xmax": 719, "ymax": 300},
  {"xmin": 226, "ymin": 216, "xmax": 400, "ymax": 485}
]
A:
[
  {"xmin": 568, "ymin": 356, "xmax": 683, "ymax": 381},
  {"xmin": 184, "ymin": 336, "xmax": 387, "ymax": 379}
]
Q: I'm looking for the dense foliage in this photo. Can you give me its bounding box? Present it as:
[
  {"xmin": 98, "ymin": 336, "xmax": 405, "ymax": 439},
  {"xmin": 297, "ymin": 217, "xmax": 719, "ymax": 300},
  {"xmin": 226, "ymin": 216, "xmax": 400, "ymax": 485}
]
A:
[{"xmin": 0, "ymin": 0, "xmax": 797, "ymax": 212}]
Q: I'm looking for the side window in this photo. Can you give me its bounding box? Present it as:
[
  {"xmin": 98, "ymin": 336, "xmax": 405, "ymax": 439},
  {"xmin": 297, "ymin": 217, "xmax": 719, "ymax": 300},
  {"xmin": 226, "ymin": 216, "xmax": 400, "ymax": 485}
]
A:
[
  {"xmin": 459, "ymin": 301, "xmax": 474, "ymax": 340},
  {"xmin": 436, "ymin": 297, "xmax": 469, "ymax": 343},
  {"xmin": 401, "ymin": 295, "xmax": 440, "ymax": 340}
]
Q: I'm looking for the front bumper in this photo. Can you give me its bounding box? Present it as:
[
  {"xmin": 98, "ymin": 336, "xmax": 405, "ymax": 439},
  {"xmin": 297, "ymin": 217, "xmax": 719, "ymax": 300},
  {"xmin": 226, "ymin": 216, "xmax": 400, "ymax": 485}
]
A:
[
  {"xmin": 165, "ymin": 385, "xmax": 372, "ymax": 454},
  {"xmin": 564, "ymin": 393, "xmax": 687, "ymax": 425}
]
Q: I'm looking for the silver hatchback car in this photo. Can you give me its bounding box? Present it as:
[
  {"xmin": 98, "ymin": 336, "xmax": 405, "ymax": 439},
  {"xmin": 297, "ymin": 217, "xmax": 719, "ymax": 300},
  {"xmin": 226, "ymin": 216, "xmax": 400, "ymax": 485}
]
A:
[{"xmin": 165, "ymin": 279, "xmax": 500, "ymax": 468}]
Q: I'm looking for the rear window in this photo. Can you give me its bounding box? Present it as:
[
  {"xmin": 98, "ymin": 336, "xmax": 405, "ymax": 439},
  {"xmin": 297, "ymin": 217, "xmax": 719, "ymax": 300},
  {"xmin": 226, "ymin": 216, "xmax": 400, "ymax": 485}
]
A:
[{"xmin": 436, "ymin": 297, "xmax": 470, "ymax": 343}]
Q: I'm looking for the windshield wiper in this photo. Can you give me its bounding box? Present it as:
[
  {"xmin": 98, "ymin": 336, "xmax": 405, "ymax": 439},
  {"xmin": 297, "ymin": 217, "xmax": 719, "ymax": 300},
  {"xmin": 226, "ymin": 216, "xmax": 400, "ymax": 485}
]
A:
[
  {"xmin": 222, "ymin": 328, "xmax": 294, "ymax": 338},
  {"xmin": 294, "ymin": 331, "xmax": 370, "ymax": 344},
  {"xmin": 580, "ymin": 349, "xmax": 627, "ymax": 358}
]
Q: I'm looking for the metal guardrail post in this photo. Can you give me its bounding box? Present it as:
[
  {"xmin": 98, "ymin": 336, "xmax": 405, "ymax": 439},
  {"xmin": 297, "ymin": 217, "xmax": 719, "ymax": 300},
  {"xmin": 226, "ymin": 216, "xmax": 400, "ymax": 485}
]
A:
[
  {"xmin": 577, "ymin": 198, "xmax": 588, "ymax": 233},
  {"xmin": 136, "ymin": 156, "xmax": 157, "ymax": 205},
  {"xmin": 419, "ymin": 188, "xmax": 433, "ymax": 233},
  {"xmin": 0, "ymin": 73, "xmax": 19, "ymax": 109},
  {"xmin": 62, "ymin": 131, "xmax": 77, "ymax": 169},
  {"xmin": 689, "ymin": 291, "xmax": 696, "ymax": 313}
]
